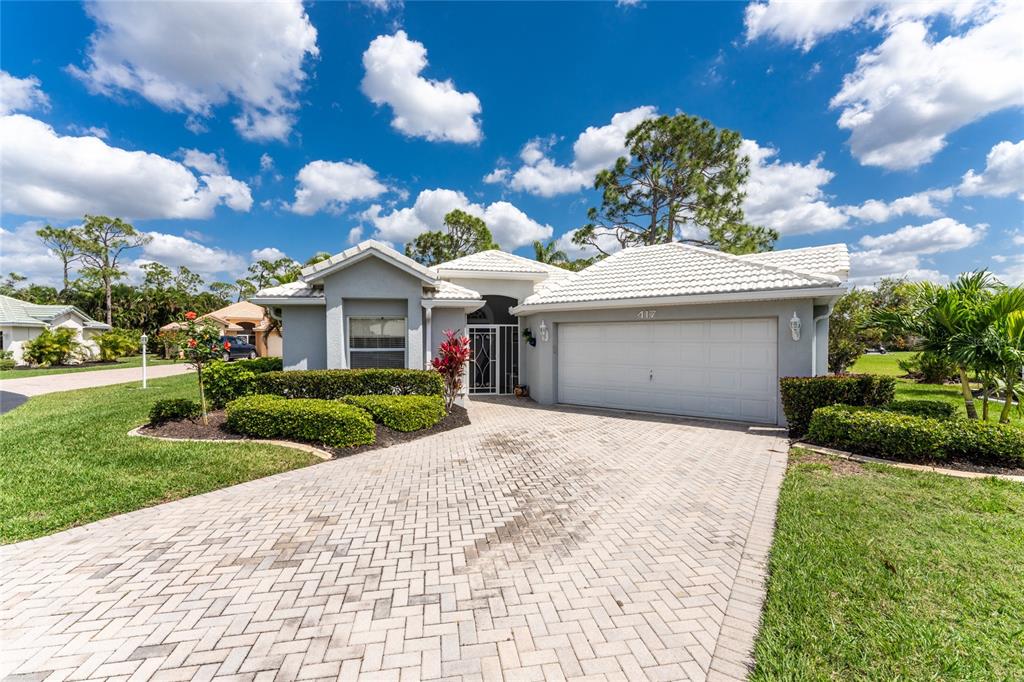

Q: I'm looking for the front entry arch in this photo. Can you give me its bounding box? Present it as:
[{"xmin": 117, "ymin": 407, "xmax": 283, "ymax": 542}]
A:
[{"xmin": 467, "ymin": 295, "xmax": 520, "ymax": 394}]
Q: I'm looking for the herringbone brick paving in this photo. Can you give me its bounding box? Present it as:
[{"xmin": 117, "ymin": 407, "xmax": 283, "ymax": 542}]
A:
[{"xmin": 0, "ymin": 398, "xmax": 787, "ymax": 681}]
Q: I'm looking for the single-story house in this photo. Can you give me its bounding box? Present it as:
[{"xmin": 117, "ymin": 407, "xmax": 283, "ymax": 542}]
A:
[
  {"xmin": 251, "ymin": 239, "xmax": 849, "ymax": 426},
  {"xmin": 0, "ymin": 294, "xmax": 110, "ymax": 364},
  {"xmin": 159, "ymin": 300, "xmax": 282, "ymax": 357}
]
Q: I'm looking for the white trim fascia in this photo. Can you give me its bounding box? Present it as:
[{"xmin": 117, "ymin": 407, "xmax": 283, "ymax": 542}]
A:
[
  {"xmin": 304, "ymin": 249, "xmax": 438, "ymax": 285},
  {"xmin": 510, "ymin": 286, "xmax": 847, "ymax": 315},
  {"xmin": 422, "ymin": 299, "xmax": 486, "ymax": 312},
  {"xmin": 436, "ymin": 269, "xmax": 548, "ymax": 281},
  {"xmin": 250, "ymin": 297, "xmax": 326, "ymax": 306}
]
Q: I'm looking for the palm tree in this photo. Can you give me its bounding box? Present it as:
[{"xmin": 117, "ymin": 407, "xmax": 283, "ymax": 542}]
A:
[
  {"xmin": 875, "ymin": 272, "xmax": 1024, "ymax": 421},
  {"xmin": 533, "ymin": 239, "xmax": 567, "ymax": 266}
]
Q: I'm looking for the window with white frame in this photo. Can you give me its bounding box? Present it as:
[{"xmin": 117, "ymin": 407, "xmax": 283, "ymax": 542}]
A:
[{"xmin": 349, "ymin": 317, "xmax": 406, "ymax": 368}]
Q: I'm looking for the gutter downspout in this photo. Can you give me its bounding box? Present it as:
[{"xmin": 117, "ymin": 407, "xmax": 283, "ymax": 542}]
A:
[
  {"xmin": 424, "ymin": 306, "xmax": 432, "ymax": 367},
  {"xmin": 811, "ymin": 302, "xmax": 835, "ymax": 377}
]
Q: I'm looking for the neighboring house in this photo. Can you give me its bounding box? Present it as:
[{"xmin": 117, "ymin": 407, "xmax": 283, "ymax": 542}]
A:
[
  {"xmin": 159, "ymin": 301, "xmax": 282, "ymax": 357},
  {"xmin": 252, "ymin": 239, "xmax": 849, "ymax": 426},
  {"xmin": 0, "ymin": 294, "xmax": 110, "ymax": 364}
]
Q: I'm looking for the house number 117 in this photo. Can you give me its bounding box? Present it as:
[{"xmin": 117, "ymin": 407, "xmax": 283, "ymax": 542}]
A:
[{"xmin": 636, "ymin": 310, "xmax": 656, "ymax": 320}]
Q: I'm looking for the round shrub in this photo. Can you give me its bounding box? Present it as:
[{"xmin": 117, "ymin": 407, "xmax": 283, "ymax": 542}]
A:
[
  {"xmin": 780, "ymin": 374, "xmax": 896, "ymax": 436},
  {"xmin": 204, "ymin": 357, "xmax": 284, "ymax": 408},
  {"xmin": 225, "ymin": 394, "xmax": 375, "ymax": 448},
  {"xmin": 343, "ymin": 395, "xmax": 446, "ymax": 432},
  {"xmin": 881, "ymin": 400, "xmax": 957, "ymax": 419},
  {"xmin": 149, "ymin": 398, "xmax": 202, "ymax": 425},
  {"xmin": 0, "ymin": 358, "xmax": 15, "ymax": 370},
  {"xmin": 253, "ymin": 368, "xmax": 444, "ymax": 400}
]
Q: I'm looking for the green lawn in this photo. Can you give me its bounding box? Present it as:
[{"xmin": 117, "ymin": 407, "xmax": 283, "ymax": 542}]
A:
[
  {"xmin": 0, "ymin": 373, "xmax": 319, "ymax": 543},
  {"xmin": 0, "ymin": 355, "xmax": 181, "ymax": 380},
  {"xmin": 851, "ymin": 351, "xmax": 1022, "ymax": 426},
  {"xmin": 753, "ymin": 449, "xmax": 1024, "ymax": 681}
]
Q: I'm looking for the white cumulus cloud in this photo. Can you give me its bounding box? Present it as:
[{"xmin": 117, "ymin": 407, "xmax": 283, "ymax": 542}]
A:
[
  {"xmin": 843, "ymin": 188, "xmax": 954, "ymax": 223},
  {"xmin": 180, "ymin": 148, "xmax": 227, "ymax": 176},
  {"xmin": 1, "ymin": 114, "xmax": 253, "ymax": 220},
  {"xmin": 959, "ymin": 139, "xmax": 1024, "ymax": 200},
  {"xmin": 848, "ymin": 217, "xmax": 985, "ymax": 285},
  {"xmin": 0, "ymin": 70, "xmax": 50, "ymax": 115},
  {"xmin": 361, "ymin": 31, "xmax": 481, "ymax": 143},
  {"xmin": 829, "ymin": 3, "xmax": 1023, "ymax": 170},
  {"xmin": 250, "ymin": 247, "xmax": 289, "ymax": 262},
  {"xmin": 288, "ymin": 160, "xmax": 389, "ymax": 216},
  {"xmin": 504, "ymin": 106, "xmax": 658, "ymax": 197},
  {"xmin": 69, "ymin": 0, "xmax": 318, "ymax": 141},
  {"xmin": 134, "ymin": 232, "xmax": 247, "ymax": 279},
  {"xmin": 741, "ymin": 139, "xmax": 847, "ymax": 235},
  {"xmin": 360, "ymin": 188, "xmax": 553, "ymax": 250}
]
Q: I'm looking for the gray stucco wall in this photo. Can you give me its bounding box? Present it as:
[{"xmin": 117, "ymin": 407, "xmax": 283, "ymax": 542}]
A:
[
  {"xmin": 519, "ymin": 298, "xmax": 825, "ymax": 426},
  {"xmin": 280, "ymin": 306, "xmax": 327, "ymax": 370},
  {"xmin": 320, "ymin": 257, "xmax": 426, "ymax": 370}
]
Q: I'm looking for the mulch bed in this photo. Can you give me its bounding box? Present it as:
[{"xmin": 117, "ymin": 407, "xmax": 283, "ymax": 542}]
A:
[
  {"xmin": 139, "ymin": 405, "xmax": 470, "ymax": 458},
  {"xmin": 795, "ymin": 441, "xmax": 1024, "ymax": 477}
]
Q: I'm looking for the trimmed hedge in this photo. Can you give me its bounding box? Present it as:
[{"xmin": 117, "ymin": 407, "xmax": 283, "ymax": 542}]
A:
[
  {"xmin": 253, "ymin": 369, "xmax": 443, "ymax": 400},
  {"xmin": 225, "ymin": 394, "xmax": 375, "ymax": 448},
  {"xmin": 881, "ymin": 399, "xmax": 957, "ymax": 419},
  {"xmin": 205, "ymin": 357, "xmax": 284, "ymax": 408},
  {"xmin": 149, "ymin": 398, "xmax": 201, "ymax": 424},
  {"xmin": 780, "ymin": 374, "xmax": 896, "ymax": 436},
  {"xmin": 807, "ymin": 405, "xmax": 1024, "ymax": 467},
  {"xmin": 343, "ymin": 395, "xmax": 445, "ymax": 432}
]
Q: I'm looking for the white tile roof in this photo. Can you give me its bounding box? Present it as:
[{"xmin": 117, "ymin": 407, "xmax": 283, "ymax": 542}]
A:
[
  {"xmin": 300, "ymin": 239, "xmax": 436, "ymax": 282},
  {"xmin": 424, "ymin": 280, "xmax": 482, "ymax": 300},
  {"xmin": 517, "ymin": 243, "xmax": 842, "ymax": 308},
  {"xmin": 0, "ymin": 294, "xmax": 109, "ymax": 328},
  {"xmin": 251, "ymin": 281, "xmax": 324, "ymax": 301},
  {"xmin": 435, "ymin": 250, "xmax": 573, "ymax": 278},
  {"xmin": 740, "ymin": 244, "xmax": 849, "ymax": 280}
]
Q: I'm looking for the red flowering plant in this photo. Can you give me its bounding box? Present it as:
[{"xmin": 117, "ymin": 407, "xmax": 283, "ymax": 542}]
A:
[
  {"xmin": 179, "ymin": 311, "xmax": 222, "ymax": 424},
  {"xmin": 430, "ymin": 329, "xmax": 472, "ymax": 411}
]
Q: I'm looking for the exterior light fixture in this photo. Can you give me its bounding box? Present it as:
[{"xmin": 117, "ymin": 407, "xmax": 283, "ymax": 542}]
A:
[
  {"xmin": 789, "ymin": 312, "xmax": 801, "ymax": 341},
  {"xmin": 538, "ymin": 320, "xmax": 550, "ymax": 342}
]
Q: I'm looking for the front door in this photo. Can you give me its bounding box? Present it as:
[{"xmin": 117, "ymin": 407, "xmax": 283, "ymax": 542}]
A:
[{"xmin": 468, "ymin": 324, "xmax": 519, "ymax": 394}]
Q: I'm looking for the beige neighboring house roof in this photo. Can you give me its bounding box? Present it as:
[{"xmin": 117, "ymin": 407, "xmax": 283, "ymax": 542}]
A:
[
  {"xmin": 435, "ymin": 250, "xmax": 573, "ymax": 279},
  {"xmin": 739, "ymin": 244, "xmax": 850, "ymax": 281},
  {"xmin": 513, "ymin": 242, "xmax": 846, "ymax": 313},
  {"xmin": 159, "ymin": 300, "xmax": 276, "ymax": 332}
]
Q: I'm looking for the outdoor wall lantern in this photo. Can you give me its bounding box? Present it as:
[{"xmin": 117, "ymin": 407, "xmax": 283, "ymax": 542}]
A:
[
  {"xmin": 789, "ymin": 312, "xmax": 801, "ymax": 341},
  {"xmin": 538, "ymin": 320, "xmax": 550, "ymax": 342}
]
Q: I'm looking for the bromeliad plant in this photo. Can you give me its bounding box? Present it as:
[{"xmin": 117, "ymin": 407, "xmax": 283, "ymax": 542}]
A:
[
  {"xmin": 179, "ymin": 311, "xmax": 226, "ymax": 424},
  {"xmin": 431, "ymin": 329, "xmax": 472, "ymax": 411}
]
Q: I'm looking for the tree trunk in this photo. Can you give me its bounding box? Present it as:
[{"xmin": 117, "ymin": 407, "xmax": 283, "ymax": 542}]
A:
[
  {"xmin": 999, "ymin": 368, "xmax": 1014, "ymax": 424},
  {"xmin": 104, "ymin": 275, "xmax": 113, "ymax": 327},
  {"xmin": 62, "ymin": 261, "xmax": 70, "ymax": 292},
  {"xmin": 197, "ymin": 364, "xmax": 209, "ymax": 426},
  {"xmin": 958, "ymin": 366, "xmax": 978, "ymax": 420}
]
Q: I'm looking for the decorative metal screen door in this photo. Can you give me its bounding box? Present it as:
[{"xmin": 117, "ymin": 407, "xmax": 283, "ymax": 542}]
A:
[{"xmin": 468, "ymin": 324, "xmax": 519, "ymax": 394}]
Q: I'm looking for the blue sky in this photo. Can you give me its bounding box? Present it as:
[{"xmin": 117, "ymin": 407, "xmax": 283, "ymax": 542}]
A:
[{"xmin": 1, "ymin": 0, "xmax": 1021, "ymax": 288}]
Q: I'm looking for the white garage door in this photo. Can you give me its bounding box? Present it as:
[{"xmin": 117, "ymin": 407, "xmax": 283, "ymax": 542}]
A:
[{"xmin": 557, "ymin": 319, "xmax": 778, "ymax": 423}]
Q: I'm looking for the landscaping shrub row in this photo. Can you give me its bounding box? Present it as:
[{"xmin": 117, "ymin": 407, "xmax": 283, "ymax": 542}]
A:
[
  {"xmin": 204, "ymin": 357, "xmax": 283, "ymax": 407},
  {"xmin": 780, "ymin": 374, "xmax": 896, "ymax": 436},
  {"xmin": 343, "ymin": 395, "xmax": 445, "ymax": 432},
  {"xmin": 807, "ymin": 405, "xmax": 1024, "ymax": 467},
  {"xmin": 225, "ymin": 395, "xmax": 376, "ymax": 448},
  {"xmin": 253, "ymin": 369, "xmax": 444, "ymax": 400}
]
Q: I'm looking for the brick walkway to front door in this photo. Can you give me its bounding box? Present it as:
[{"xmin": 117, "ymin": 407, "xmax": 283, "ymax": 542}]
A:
[{"xmin": 0, "ymin": 399, "xmax": 787, "ymax": 681}]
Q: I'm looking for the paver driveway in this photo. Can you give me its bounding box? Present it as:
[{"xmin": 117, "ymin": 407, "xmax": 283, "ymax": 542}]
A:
[{"xmin": 0, "ymin": 399, "xmax": 787, "ymax": 682}]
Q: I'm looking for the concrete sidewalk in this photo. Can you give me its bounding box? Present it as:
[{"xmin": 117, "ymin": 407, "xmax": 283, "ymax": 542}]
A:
[{"xmin": 0, "ymin": 363, "xmax": 193, "ymax": 399}]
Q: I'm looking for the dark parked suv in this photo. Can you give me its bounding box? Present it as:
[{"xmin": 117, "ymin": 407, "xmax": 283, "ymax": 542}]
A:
[{"xmin": 220, "ymin": 335, "xmax": 258, "ymax": 361}]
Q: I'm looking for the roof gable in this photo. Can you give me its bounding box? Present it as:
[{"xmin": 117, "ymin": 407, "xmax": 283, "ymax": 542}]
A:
[
  {"xmin": 300, "ymin": 240, "xmax": 437, "ymax": 284},
  {"xmin": 435, "ymin": 250, "xmax": 572, "ymax": 279},
  {"xmin": 516, "ymin": 242, "xmax": 842, "ymax": 310},
  {"xmin": 0, "ymin": 294, "xmax": 109, "ymax": 329}
]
